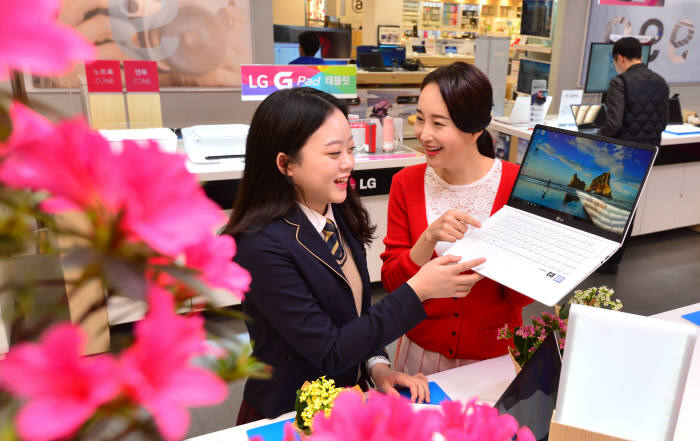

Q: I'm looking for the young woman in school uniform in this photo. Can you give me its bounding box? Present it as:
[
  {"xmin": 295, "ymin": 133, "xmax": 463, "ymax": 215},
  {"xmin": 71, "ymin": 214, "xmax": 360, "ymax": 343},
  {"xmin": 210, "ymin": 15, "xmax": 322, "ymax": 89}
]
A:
[
  {"xmin": 224, "ymin": 87, "xmax": 486, "ymax": 423},
  {"xmin": 381, "ymin": 62, "xmax": 533, "ymax": 376}
]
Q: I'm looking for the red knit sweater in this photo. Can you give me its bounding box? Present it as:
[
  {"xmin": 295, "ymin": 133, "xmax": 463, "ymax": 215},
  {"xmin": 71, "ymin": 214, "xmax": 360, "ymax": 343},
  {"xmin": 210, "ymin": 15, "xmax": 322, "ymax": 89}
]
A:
[{"xmin": 381, "ymin": 161, "xmax": 533, "ymax": 360}]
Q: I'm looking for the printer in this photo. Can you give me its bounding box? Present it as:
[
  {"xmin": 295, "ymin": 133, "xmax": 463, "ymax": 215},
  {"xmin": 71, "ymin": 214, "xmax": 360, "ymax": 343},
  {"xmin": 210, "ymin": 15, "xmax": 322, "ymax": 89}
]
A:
[
  {"xmin": 182, "ymin": 124, "xmax": 249, "ymax": 164},
  {"xmin": 99, "ymin": 128, "xmax": 178, "ymax": 154}
]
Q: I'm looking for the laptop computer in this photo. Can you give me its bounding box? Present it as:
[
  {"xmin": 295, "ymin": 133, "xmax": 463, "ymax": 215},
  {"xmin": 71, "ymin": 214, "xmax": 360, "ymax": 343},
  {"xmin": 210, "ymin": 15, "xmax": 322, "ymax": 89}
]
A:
[
  {"xmin": 570, "ymin": 104, "xmax": 607, "ymax": 134},
  {"xmin": 495, "ymin": 332, "xmax": 562, "ymax": 441},
  {"xmin": 494, "ymin": 96, "xmax": 553, "ymax": 125},
  {"xmin": 357, "ymin": 53, "xmax": 391, "ymax": 72},
  {"xmin": 445, "ymin": 125, "xmax": 658, "ymax": 306}
]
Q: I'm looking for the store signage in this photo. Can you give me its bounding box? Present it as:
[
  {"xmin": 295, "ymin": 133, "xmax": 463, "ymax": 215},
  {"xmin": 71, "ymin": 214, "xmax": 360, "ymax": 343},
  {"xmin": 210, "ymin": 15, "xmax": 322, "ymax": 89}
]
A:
[
  {"xmin": 583, "ymin": 0, "xmax": 697, "ymax": 84},
  {"xmin": 240, "ymin": 65, "xmax": 357, "ymax": 101},
  {"xmin": 349, "ymin": 167, "xmax": 403, "ymax": 197},
  {"xmin": 85, "ymin": 60, "xmax": 122, "ymax": 93},
  {"xmin": 123, "ymin": 60, "xmax": 160, "ymax": 92}
]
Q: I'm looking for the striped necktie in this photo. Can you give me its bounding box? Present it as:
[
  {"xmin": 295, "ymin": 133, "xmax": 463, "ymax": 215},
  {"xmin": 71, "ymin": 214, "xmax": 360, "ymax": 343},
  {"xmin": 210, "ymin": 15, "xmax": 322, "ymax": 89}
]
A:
[{"xmin": 322, "ymin": 218, "xmax": 347, "ymax": 264}]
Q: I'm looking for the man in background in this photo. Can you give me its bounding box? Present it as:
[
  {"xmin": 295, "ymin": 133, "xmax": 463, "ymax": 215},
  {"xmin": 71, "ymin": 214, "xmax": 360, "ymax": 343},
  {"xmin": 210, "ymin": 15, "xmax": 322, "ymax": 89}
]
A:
[
  {"xmin": 600, "ymin": 36, "xmax": 669, "ymax": 274},
  {"xmin": 289, "ymin": 31, "xmax": 325, "ymax": 65}
]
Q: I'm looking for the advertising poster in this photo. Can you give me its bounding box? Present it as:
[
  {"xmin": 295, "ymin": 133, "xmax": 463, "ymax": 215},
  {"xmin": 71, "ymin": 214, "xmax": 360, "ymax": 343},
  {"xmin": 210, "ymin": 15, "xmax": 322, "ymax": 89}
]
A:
[
  {"xmin": 32, "ymin": 0, "xmax": 252, "ymax": 89},
  {"xmin": 583, "ymin": 0, "xmax": 697, "ymax": 84},
  {"xmin": 240, "ymin": 65, "xmax": 357, "ymax": 101}
]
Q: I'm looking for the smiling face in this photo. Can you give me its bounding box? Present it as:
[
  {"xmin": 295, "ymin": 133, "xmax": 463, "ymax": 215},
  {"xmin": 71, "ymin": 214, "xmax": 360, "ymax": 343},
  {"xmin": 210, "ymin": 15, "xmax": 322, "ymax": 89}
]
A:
[
  {"xmin": 284, "ymin": 108, "xmax": 355, "ymax": 214},
  {"xmin": 415, "ymin": 82, "xmax": 480, "ymax": 171}
]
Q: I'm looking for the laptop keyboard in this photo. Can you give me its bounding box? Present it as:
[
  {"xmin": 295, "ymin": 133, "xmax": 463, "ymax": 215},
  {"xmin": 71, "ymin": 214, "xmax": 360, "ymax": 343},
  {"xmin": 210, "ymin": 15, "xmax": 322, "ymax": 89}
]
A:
[{"xmin": 471, "ymin": 212, "xmax": 604, "ymax": 275}]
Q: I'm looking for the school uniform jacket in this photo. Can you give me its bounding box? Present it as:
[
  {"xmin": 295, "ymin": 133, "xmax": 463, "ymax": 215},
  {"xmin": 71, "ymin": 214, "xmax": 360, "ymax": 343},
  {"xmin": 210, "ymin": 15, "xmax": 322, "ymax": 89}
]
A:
[
  {"xmin": 380, "ymin": 161, "xmax": 533, "ymax": 361},
  {"xmin": 234, "ymin": 204, "xmax": 427, "ymax": 418}
]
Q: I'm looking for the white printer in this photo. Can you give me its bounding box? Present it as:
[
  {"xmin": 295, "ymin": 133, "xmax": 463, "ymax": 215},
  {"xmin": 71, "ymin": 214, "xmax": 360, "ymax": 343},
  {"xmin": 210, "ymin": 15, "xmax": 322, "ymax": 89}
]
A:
[
  {"xmin": 99, "ymin": 128, "xmax": 178, "ymax": 154},
  {"xmin": 182, "ymin": 124, "xmax": 249, "ymax": 164}
]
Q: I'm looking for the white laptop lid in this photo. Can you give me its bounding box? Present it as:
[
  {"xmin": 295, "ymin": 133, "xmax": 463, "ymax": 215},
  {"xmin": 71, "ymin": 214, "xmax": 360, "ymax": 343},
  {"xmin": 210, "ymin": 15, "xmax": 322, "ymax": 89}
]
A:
[
  {"xmin": 508, "ymin": 125, "xmax": 658, "ymax": 243},
  {"xmin": 555, "ymin": 304, "xmax": 697, "ymax": 441}
]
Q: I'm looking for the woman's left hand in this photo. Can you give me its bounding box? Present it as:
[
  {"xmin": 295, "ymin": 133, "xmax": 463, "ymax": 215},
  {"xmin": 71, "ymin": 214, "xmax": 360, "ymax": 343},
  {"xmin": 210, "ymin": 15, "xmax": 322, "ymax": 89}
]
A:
[{"xmin": 369, "ymin": 364, "xmax": 430, "ymax": 404}]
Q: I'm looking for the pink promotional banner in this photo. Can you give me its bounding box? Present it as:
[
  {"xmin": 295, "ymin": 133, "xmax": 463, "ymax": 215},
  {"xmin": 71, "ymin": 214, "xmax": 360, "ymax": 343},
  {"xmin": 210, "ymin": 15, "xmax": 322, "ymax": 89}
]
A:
[
  {"xmin": 123, "ymin": 60, "xmax": 160, "ymax": 92},
  {"xmin": 240, "ymin": 65, "xmax": 357, "ymax": 101},
  {"xmin": 85, "ymin": 60, "xmax": 122, "ymax": 93},
  {"xmin": 599, "ymin": 0, "xmax": 664, "ymax": 5}
]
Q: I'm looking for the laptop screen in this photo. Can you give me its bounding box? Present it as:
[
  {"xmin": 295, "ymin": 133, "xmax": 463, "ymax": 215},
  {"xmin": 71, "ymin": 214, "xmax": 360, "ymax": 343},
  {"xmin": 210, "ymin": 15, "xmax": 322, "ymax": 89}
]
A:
[
  {"xmin": 570, "ymin": 104, "xmax": 606, "ymax": 129},
  {"xmin": 495, "ymin": 332, "xmax": 562, "ymax": 441},
  {"xmin": 509, "ymin": 125, "xmax": 657, "ymax": 241}
]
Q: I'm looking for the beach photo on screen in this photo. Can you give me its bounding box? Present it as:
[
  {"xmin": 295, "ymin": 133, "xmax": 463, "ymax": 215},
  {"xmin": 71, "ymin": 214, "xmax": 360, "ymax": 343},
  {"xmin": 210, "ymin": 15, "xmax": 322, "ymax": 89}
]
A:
[{"xmin": 511, "ymin": 129, "xmax": 654, "ymax": 234}]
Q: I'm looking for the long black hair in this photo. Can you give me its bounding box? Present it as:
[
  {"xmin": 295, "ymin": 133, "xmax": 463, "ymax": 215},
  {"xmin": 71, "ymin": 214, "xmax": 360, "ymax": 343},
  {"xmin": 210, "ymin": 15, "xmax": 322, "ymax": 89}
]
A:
[
  {"xmin": 222, "ymin": 87, "xmax": 375, "ymax": 244},
  {"xmin": 421, "ymin": 62, "xmax": 495, "ymax": 158}
]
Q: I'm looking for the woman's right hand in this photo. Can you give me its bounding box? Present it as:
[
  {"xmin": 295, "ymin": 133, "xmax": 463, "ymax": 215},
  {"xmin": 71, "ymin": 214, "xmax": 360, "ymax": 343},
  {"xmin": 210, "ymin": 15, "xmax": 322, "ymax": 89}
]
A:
[
  {"xmin": 424, "ymin": 209, "xmax": 481, "ymax": 244},
  {"xmin": 407, "ymin": 255, "xmax": 486, "ymax": 301},
  {"xmin": 409, "ymin": 210, "xmax": 481, "ymax": 267}
]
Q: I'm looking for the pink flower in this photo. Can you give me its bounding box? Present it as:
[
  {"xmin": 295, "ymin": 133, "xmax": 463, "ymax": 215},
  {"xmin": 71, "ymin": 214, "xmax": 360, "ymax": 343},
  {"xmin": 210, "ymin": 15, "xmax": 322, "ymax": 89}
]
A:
[
  {"xmin": 439, "ymin": 398, "xmax": 535, "ymax": 441},
  {"xmin": 0, "ymin": 324, "xmax": 120, "ymax": 441},
  {"xmin": 1, "ymin": 106, "xmax": 225, "ymax": 257},
  {"xmin": 0, "ymin": 0, "xmax": 96, "ymax": 80},
  {"xmin": 120, "ymin": 284, "xmax": 227, "ymax": 441},
  {"xmin": 116, "ymin": 141, "xmax": 225, "ymax": 256},
  {"xmin": 1, "ymin": 116, "xmax": 124, "ymax": 213},
  {"xmin": 181, "ymin": 234, "xmax": 251, "ymax": 299},
  {"xmin": 1, "ymin": 102, "xmax": 54, "ymax": 153},
  {"xmin": 309, "ymin": 390, "xmax": 442, "ymax": 441}
]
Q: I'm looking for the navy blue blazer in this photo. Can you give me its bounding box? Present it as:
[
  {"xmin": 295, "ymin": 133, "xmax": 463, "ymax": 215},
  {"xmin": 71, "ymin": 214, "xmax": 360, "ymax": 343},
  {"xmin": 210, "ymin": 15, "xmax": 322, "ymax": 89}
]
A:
[{"xmin": 234, "ymin": 204, "xmax": 426, "ymax": 418}]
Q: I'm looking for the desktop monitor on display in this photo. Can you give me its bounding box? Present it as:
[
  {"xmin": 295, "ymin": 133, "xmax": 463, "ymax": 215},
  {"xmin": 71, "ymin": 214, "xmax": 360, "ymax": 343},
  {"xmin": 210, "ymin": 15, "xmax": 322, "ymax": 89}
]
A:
[
  {"xmin": 584, "ymin": 43, "xmax": 651, "ymax": 94},
  {"xmin": 520, "ymin": 0, "xmax": 554, "ymax": 38},
  {"xmin": 412, "ymin": 45, "xmax": 426, "ymax": 53},
  {"xmin": 357, "ymin": 45, "xmax": 406, "ymax": 67},
  {"xmin": 273, "ymin": 42, "xmax": 321, "ymax": 65},
  {"xmin": 444, "ymin": 45, "xmax": 458, "ymax": 54},
  {"xmin": 516, "ymin": 59, "xmax": 551, "ymax": 95}
]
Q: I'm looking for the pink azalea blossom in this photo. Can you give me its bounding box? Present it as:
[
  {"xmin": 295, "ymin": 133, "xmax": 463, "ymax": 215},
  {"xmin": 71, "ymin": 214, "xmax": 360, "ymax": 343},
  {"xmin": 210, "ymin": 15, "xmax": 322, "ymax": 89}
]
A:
[
  {"xmin": 182, "ymin": 234, "xmax": 251, "ymax": 299},
  {"xmin": 116, "ymin": 141, "xmax": 226, "ymax": 256},
  {"xmin": 439, "ymin": 398, "xmax": 535, "ymax": 441},
  {"xmin": 0, "ymin": 105, "xmax": 225, "ymax": 257},
  {"xmin": 0, "ymin": 324, "xmax": 120, "ymax": 441},
  {"xmin": 120, "ymin": 284, "xmax": 227, "ymax": 441},
  {"xmin": 0, "ymin": 0, "xmax": 96, "ymax": 80},
  {"xmin": 0, "ymin": 116, "xmax": 124, "ymax": 213},
  {"xmin": 1, "ymin": 102, "xmax": 54, "ymax": 153},
  {"xmin": 308, "ymin": 390, "xmax": 442, "ymax": 441}
]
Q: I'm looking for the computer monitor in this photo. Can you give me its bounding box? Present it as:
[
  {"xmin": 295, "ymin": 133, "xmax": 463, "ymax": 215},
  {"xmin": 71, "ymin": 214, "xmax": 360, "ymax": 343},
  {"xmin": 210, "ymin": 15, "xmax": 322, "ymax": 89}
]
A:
[
  {"xmin": 357, "ymin": 45, "xmax": 406, "ymax": 67},
  {"xmin": 584, "ymin": 43, "xmax": 651, "ymax": 94},
  {"xmin": 412, "ymin": 45, "xmax": 426, "ymax": 53},
  {"xmin": 516, "ymin": 59, "xmax": 551, "ymax": 95},
  {"xmin": 273, "ymin": 25, "xmax": 351, "ymax": 59},
  {"xmin": 520, "ymin": 0, "xmax": 554, "ymax": 38},
  {"xmin": 495, "ymin": 332, "xmax": 562, "ymax": 441},
  {"xmin": 273, "ymin": 42, "xmax": 321, "ymax": 65},
  {"xmin": 444, "ymin": 45, "xmax": 458, "ymax": 54}
]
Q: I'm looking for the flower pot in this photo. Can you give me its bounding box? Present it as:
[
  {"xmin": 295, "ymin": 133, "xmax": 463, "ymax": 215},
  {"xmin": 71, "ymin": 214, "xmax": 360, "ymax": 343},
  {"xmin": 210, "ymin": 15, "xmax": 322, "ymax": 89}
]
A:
[{"xmin": 508, "ymin": 347, "xmax": 522, "ymax": 374}]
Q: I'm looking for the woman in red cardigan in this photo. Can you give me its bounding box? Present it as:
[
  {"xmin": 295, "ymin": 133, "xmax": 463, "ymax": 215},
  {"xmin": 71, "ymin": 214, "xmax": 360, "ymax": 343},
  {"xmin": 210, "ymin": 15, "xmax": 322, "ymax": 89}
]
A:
[{"xmin": 381, "ymin": 62, "xmax": 533, "ymax": 375}]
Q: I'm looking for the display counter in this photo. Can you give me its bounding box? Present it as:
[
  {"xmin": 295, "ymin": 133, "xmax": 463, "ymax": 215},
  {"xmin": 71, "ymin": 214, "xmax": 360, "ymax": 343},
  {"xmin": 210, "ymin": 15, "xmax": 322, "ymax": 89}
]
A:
[
  {"xmin": 415, "ymin": 54, "xmax": 475, "ymax": 67},
  {"xmin": 487, "ymin": 119, "xmax": 700, "ymax": 236},
  {"xmin": 356, "ymin": 69, "xmax": 432, "ymax": 86},
  {"xmin": 187, "ymin": 303, "xmax": 700, "ymax": 441}
]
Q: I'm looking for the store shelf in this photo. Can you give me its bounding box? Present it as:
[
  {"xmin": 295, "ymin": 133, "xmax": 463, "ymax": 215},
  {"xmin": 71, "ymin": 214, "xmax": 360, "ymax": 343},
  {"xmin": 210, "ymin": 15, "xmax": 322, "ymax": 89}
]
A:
[{"xmin": 513, "ymin": 44, "xmax": 552, "ymax": 54}]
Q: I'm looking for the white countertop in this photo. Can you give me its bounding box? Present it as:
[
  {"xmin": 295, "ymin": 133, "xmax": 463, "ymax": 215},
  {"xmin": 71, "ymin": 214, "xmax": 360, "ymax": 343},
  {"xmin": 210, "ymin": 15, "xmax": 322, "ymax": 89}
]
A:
[
  {"xmin": 186, "ymin": 148, "xmax": 425, "ymax": 182},
  {"xmin": 188, "ymin": 303, "xmax": 700, "ymax": 441},
  {"xmin": 488, "ymin": 119, "xmax": 700, "ymax": 146}
]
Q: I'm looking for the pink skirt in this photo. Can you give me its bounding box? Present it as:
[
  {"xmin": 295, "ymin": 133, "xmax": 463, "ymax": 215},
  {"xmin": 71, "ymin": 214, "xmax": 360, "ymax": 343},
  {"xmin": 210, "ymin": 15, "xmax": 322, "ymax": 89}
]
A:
[{"xmin": 394, "ymin": 335, "xmax": 479, "ymax": 376}]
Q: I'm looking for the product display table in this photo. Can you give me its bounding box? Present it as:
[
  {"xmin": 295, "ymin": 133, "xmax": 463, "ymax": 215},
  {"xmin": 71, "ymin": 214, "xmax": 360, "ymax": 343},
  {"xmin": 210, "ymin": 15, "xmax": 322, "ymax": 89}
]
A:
[
  {"xmin": 188, "ymin": 303, "xmax": 700, "ymax": 441},
  {"xmin": 487, "ymin": 119, "xmax": 700, "ymax": 236}
]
